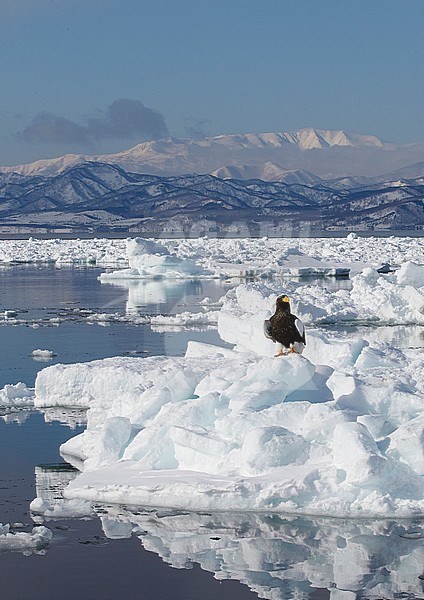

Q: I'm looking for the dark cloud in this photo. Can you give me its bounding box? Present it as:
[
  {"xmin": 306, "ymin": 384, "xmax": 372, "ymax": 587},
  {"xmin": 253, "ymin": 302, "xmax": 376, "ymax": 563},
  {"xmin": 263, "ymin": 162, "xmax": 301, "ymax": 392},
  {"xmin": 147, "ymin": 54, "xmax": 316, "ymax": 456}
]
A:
[
  {"xmin": 16, "ymin": 99, "xmax": 169, "ymax": 146},
  {"xmin": 87, "ymin": 99, "xmax": 169, "ymax": 141},
  {"xmin": 18, "ymin": 113, "xmax": 91, "ymax": 145}
]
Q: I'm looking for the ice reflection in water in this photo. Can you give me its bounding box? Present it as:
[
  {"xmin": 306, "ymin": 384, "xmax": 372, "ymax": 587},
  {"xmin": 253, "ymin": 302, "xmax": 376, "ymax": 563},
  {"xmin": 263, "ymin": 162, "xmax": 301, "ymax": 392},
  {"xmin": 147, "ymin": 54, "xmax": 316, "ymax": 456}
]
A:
[
  {"xmin": 32, "ymin": 464, "xmax": 424, "ymax": 599},
  {"xmin": 328, "ymin": 324, "xmax": 424, "ymax": 350},
  {"xmin": 1, "ymin": 407, "xmax": 87, "ymax": 428},
  {"xmin": 41, "ymin": 407, "xmax": 87, "ymax": 429},
  {"xmin": 101, "ymin": 279, "xmax": 219, "ymax": 316},
  {"xmin": 101, "ymin": 275, "xmax": 351, "ymax": 318},
  {"xmin": 0, "ymin": 408, "xmax": 31, "ymax": 425},
  {"xmin": 32, "ymin": 463, "xmax": 93, "ymax": 520},
  {"xmin": 93, "ymin": 507, "xmax": 424, "ymax": 599}
]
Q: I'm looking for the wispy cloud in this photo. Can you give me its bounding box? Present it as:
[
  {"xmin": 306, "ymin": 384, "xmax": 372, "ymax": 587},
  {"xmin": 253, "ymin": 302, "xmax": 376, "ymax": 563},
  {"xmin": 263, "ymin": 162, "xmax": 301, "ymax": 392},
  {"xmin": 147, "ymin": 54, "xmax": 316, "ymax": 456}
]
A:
[
  {"xmin": 183, "ymin": 117, "xmax": 212, "ymax": 139},
  {"xmin": 16, "ymin": 99, "xmax": 169, "ymax": 146}
]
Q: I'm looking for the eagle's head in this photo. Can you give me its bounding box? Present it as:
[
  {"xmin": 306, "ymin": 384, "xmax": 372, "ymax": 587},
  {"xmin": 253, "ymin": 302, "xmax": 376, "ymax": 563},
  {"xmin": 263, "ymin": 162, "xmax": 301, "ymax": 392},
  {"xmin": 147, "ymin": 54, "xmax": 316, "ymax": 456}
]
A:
[{"xmin": 276, "ymin": 294, "xmax": 291, "ymax": 312}]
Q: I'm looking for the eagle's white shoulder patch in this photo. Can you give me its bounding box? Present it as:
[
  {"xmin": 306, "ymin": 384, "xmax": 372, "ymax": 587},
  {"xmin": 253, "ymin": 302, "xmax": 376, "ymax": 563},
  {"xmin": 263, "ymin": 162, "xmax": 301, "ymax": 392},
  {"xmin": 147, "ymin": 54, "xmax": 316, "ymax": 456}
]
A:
[{"xmin": 295, "ymin": 319, "xmax": 304, "ymax": 337}]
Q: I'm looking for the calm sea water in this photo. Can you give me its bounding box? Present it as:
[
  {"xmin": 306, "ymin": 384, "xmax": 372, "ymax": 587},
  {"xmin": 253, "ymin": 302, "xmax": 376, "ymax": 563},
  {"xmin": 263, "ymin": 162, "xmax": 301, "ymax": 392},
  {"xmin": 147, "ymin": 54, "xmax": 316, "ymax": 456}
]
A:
[{"xmin": 1, "ymin": 266, "xmax": 423, "ymax": 600}]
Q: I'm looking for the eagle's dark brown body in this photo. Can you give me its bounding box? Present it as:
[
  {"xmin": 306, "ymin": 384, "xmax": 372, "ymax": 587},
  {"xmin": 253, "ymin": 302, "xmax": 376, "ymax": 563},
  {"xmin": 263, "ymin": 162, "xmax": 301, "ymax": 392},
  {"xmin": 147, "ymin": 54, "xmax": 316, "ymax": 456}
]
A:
[
  {"xmin": 268, "ymin": 310, "xmax": 305, "ymax": 347},
  {"xmin": 264, "ymin": 295, "xmax": 306, "ymax": 354}
]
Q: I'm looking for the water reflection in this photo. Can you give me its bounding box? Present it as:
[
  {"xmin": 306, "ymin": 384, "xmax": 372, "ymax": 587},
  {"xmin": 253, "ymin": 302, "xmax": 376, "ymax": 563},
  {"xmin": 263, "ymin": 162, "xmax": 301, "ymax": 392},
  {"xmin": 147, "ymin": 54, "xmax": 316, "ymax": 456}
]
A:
[
  {"xmin": 101, "ymin": 278, "xmax": 190, "ymax": 315},
  {"xmin": 94, "ymin": 506, "xmax": 424, "ymax": 600},
  {"xmin": 32, "ymin": 463, "xmax": 93, "ymax": 521},
  {"xmin": 0, "ymin": 408, "xmax": 31, "ymax": 424},
  {"xmin": 328, "ymin": 324, "xmax": 424, "ymax": 349},
  {"xmin": 41, "ymin": 407, "xmax": 87, "ymax": 429},
  {"xmin": 30, "ymin": 464, "xmax": 424, "ymax": 599},
  {"xmin": 100, "ymin": 278, "xmax": 209, "ymax": 316},
  {"xmin": 1, "ymin": 407, "xmax": 87, "ymax": 428}
]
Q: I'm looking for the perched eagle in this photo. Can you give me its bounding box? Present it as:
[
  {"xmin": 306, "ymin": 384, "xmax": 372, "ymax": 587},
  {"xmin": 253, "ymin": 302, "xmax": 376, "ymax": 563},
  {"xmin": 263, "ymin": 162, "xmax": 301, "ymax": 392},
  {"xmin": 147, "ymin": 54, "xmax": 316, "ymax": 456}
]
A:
[{"xmin": 264, "ymin": 294, "xmax": 306, "ymax": 356}]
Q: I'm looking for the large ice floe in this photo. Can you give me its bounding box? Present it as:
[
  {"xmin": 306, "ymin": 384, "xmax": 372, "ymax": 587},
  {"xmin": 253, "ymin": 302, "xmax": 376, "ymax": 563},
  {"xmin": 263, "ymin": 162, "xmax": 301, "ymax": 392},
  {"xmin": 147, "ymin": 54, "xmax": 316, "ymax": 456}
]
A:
[
  {"xmin": 98, "ymin": 235, "xmax": 423, "ymax": 279},
  {"xmin": 28, "ymin": 466, "xmax": 424, "ymax": 598},
  {"xmin": 33, "ymin": 262, "xmax": 424, "ymax": 517}
]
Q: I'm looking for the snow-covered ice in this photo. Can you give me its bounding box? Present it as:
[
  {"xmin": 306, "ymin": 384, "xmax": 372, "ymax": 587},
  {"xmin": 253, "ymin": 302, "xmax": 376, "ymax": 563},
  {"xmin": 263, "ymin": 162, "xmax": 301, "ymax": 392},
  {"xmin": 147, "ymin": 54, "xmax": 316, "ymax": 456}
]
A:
[
  {"xmin": 218, "ymin": 264, "xmax": 424, "ymax": 354},
  {"xmin": 0, "ymin": 237, "xmax": 127, "ymax": 266},
  {"xmin": 0, "ymin": 235, "xmax": 422, "ymax": 276},
  {"xmin": 0, "ymin": 523, "xmax": 52, "ymax": 554},
  {"xmin": 100, "ymin": 237, "xmax": 211, "ymax": 279},
  {"xmin": 0, "ymin": 382, "xmax": 34, "ymax": 408},
  {"xmin": 31, "ymin": 349, "xmax": 56, "ymax": 358},
  {"xmin": 34, "ymin": 321, "xmax": 424, "ymax": 517}
]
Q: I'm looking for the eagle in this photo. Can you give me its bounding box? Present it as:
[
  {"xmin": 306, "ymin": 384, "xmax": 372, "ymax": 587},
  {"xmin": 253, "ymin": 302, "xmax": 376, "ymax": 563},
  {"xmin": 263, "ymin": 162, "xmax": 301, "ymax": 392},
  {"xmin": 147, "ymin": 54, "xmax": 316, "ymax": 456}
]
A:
[{"xmin": 264, "ymin": 294, "xmax": 306, "ymax": 356}]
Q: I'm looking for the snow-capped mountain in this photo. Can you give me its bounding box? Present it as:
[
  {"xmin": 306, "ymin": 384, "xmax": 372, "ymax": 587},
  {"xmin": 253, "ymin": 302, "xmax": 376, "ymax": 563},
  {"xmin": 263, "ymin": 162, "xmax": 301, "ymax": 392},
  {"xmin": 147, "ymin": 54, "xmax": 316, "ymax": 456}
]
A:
[
  {"xmin": 2, "ymin": 127, "xmax": 421, "ymax": 181},
  {"xmin": 0, "ymin": 161, "xmax": 422, "ymax": 233},
  {"xmin": 268, "ymin": 128, "xmax": 385, "ymax": 149},
  {"xmin": 210, "ymin": 163, "xmax": 323, "ymax": 185}
]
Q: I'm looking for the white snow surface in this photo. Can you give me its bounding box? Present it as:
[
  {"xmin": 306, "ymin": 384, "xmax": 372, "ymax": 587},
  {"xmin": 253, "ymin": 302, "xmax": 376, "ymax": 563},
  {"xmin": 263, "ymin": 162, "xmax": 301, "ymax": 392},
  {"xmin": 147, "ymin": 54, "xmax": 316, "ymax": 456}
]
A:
[
  {"xmin": 0, "ymin": 236, "xmax": 422, "ymax": 276},
  {"xmin": 0, "ymin": 237, "xmax": 127, "ymax": 266},
  {"xmin": 34, "ymin": 312, "xmax": 424, "ymax": 516}
]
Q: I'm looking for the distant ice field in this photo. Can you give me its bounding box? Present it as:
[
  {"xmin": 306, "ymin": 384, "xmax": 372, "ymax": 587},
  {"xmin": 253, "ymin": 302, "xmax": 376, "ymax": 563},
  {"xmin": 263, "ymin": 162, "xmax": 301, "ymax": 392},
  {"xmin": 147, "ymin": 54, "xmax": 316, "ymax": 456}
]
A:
[{"xmin": 0, "ymin": 234, "xmax": 422, "ymax": 276}]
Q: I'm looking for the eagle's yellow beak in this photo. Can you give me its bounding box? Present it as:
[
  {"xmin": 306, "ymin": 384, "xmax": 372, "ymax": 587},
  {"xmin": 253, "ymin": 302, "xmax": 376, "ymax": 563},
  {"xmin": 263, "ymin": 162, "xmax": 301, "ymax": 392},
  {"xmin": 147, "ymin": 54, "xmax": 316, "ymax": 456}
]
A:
[{"xmin": 282, "ymin": 296, "xmax": 290, "ymax": 303}]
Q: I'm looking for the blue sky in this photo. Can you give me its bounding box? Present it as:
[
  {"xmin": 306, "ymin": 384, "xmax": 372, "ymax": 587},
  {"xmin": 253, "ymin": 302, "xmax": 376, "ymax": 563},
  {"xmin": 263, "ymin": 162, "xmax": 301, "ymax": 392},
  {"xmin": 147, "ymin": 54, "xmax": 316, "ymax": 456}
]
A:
[{"xmin": 1, "ymin": 0, "xmax": 423, "ymax": 165}]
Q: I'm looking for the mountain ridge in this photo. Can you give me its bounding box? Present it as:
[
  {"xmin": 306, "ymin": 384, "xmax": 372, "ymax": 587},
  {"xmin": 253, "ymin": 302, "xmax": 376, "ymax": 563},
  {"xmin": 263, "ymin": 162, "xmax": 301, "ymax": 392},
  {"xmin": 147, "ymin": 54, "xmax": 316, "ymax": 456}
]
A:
[
  {"xmin": 2, "ymin": 127, "xmax": 418, "ymax": 181},
  {"xmin": 0, "ymin": 161, "xmax": 422, "ymax": 233}
]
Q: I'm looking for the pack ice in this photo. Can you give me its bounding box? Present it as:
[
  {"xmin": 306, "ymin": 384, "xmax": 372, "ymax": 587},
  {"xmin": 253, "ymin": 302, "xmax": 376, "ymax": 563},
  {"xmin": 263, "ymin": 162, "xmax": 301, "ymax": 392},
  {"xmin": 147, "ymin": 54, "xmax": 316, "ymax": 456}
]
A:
[
  {"xmin": 98, "ymin": 235, "xmax": 421, "ymax": 280},
  {"xmin": 33, "ymin": 258, "xmax": 424, "ymax": 517},
  {"xmin": 0, "ymin": 234, "xmax": 421, "ymax": 275},
  {"xmin": 218, "ymin": 262, "xmax": 424, "ymax": 347}
]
